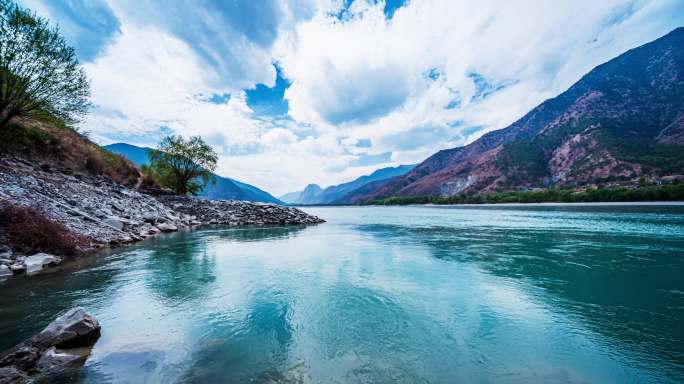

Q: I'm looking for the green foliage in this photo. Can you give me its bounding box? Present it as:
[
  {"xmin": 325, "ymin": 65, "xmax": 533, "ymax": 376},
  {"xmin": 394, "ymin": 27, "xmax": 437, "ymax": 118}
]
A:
[
  {"xmin": 612, "ymin": 140, "xmax": 684, "ymax": 175},
  {"xmin": 0, "ymin": 0, "xmax": 90, "ymax": 128},
  {"xmin": 497, "ymin": 117, "xmax": 684, "ymax": 183},
  {"xmin": 147, "ymin": 135, "xmax": 218, "ymax": 195},
  {"xmin": 368, "ymin": 184, "xmax": 684, "ymax": 205},
  {"xmin": 496, "ymin": 139, "xmax": 547, "ymax": 181}
]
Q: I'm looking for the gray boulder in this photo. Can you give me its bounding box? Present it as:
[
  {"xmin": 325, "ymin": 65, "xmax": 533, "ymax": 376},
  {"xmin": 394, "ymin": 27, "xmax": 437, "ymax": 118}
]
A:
[
  {"xmin": 102, "ymin": 216, "xmax": 124, "ymax": 231},
  {"xmin": 39, "ymin": 307, "xmax": 101, "ymax": 349},
  {"xmin": 0, "ymin": 345, "xmax": 40, "ymax": 371},
  {"xmin": 23, "ymin": 254, "xmax": 61, "ymax": 274},
  {"xmin": 0, "ymin": 265, "xmax": 11, "ymax": 278},
  {"xmin": 0, "ymin": 307, "xmax": 100, "ymax": 375},
  {"xmin": 8, "ymin": 264, "xmax": 25, "ymax": 275},
  {"xmin": 156, "ymin": 222, "xmax": 178, "ymax": 232},
  {"xmin": 0, "ymin": 367, "xmax": 27, "ymax": 384},
  {"xmin": 35, "ymin": 347, "xmax": 86, "ymax": 371}
]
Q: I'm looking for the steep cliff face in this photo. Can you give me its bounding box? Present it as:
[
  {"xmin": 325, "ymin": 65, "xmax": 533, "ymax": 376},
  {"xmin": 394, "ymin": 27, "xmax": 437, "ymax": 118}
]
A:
[{"xmin": 358, "ymin": 27, "xmax": 684, "ymax": 201}]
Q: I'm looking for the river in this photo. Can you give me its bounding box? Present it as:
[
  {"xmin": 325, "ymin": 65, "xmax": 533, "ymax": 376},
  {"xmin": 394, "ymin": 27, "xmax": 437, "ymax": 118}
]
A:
[{"xmin": 1, "ymin": 204, "xmax": 683, "ymax": 383}]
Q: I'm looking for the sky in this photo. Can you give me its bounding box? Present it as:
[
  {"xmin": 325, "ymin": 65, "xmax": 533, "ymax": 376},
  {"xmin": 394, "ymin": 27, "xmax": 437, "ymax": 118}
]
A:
[{"xmin": 19, "ymin": 0, "xmax": 684, "ymax": 195}]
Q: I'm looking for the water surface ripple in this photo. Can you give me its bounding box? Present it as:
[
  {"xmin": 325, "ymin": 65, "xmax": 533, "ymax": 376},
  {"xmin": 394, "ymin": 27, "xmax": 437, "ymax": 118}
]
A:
[{"xmin": 1, "ymin": 204, "xmax": 683, "ymax": 383}]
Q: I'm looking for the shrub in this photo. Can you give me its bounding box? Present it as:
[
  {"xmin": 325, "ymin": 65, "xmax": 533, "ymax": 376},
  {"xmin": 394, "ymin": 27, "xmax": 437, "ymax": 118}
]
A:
[
  {"xmin": 0, "ymin": 203, "xmax": 87, "ymax": 255},
  {"xmin": 85, "ymin": 153, "xmax": 105, "ymax": 175}
]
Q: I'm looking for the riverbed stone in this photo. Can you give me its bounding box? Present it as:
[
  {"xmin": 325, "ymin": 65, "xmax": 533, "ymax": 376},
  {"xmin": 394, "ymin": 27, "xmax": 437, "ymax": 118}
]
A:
[
  {"xmin": 9, "ymin": 264, "xmax": 25, "ymax": 275},
  {"xmin": 0, "ymin": 345, "xmax": 40, "ymax": 371},
  {"xmin": 0, "ymin": 367, "xmax": 28, "ymax": 384},
  {"xmin": 24, "ymin": 254, "xmax": 61, "ymax": 274},
  {"xmin": 35, "ymin": 307, "xmax": 101, "ymax": 350},
  {"xmin": 0, "ymin": 308, "xmax": 100, "ymax": 380},
  {"xmin": 0, "ymin": 265, "xmax": 11, "ymax": 278},
  {"xmin": 156, "ymin": 222, "xmax": 178, "ymax": 232},
  {"xmin": 102, "ymin": 216, "xmax": 124, "ymax": 231},
  {"xmin": 35, "ymin": 347, "xmax": 86, "ymax": 371}
]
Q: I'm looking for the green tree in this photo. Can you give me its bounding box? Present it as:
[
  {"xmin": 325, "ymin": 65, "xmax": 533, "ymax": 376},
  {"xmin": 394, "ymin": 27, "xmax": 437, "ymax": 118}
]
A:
[
  {"xmin": 0, "ymin": 0, "xmax": 90, "ymax": 129},
  {"xmin": 148, "ymin": 135, "xmax": 218, "ymax": 195}
]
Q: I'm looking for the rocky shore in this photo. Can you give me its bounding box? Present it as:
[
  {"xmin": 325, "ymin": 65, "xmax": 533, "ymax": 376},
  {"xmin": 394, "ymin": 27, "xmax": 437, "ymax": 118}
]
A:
[{"xmin": 0, "ymin": 157, "xmax": 324, "ymax": 278}]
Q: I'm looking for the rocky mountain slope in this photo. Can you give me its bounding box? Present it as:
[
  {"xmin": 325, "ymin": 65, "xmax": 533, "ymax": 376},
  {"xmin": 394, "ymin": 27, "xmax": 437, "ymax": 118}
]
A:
[
  {"xmin": 105, "ymin": 143, "xmax": 283, "ymax": 204},
  {"xmin": 282, "ymin": 164, "xmax": 415, "ymax": 204},
  {"xmin": 354, "ymin": 27, "xmax": 684, "ymax": 202}
]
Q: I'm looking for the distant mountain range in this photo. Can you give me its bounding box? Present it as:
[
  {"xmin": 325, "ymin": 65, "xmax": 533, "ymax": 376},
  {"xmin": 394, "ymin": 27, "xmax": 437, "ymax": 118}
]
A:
[
  {"xmin": 104, "ymin": 143, "xmax": 283, "ymax": 204},
  {"xmin": 352, "ymin": 27, "xmax": 684, "ymax": 203},
  {"xmin": 280, "ymin": 164, "xmax": 415, "ymax": 204}
]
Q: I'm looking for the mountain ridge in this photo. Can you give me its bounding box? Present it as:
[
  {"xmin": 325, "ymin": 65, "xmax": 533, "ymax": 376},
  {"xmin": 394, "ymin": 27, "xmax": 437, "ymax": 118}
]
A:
[
  {"xmin": 351, "ymin": 27, "xmax": 684, "ymax": 203},
  {"xmin": 281, "ymin": 164, "xmax": 415, "ymax": 204}
]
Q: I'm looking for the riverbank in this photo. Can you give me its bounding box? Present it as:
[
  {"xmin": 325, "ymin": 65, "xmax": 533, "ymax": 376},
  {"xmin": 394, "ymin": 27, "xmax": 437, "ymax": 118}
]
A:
[
  {"xmin": 366, "ymin": 183, "xmax": 684, "ymax": 206},
  {"xmin": 0, "ymin": 156, "xmax": 323, "ymax": 279}
]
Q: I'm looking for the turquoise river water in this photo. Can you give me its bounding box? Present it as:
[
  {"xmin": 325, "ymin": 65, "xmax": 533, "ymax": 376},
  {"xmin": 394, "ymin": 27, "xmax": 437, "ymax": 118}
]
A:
[{"xmin": 1, "ymin": 204, "xmax": 683, "ymax": 383}]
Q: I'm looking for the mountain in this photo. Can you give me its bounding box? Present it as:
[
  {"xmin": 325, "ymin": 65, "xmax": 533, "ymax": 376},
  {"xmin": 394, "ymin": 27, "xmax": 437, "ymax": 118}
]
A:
[
  {"xmin": 278, "ymin": 190, "xmax": 303, "ymax": 204},
  {"xmin": 291, "ymin": 184, "xmax": 323, "ymax": 205},
  {"xmin": 282, "ymin": 164, "xmax": 415, "ymax": 204},
  {"xmin": 356, "ymin": 27, "xmax": 684, "ymax": 202},
  {"xmin": 322, "ymin": 164, "xmax": 415, "ymax": 204},
  {"xmin": 104, "ymin": 143, "xmax": 283, "ymax": 204}
]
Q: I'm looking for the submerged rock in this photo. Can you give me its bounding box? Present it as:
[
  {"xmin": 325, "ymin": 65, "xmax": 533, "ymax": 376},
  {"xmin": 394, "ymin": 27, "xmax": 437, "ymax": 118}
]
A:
[
  {"xmin": 8, "ymin": 264, "xmax": 25, "ymax": 275},
  {"xmin": 35, "ymin": 347, "xmax": 87, "ymax": 371},
  {"xmin": 0, "ymin": 367, "xmax": 27, "ymax": 384},
  {"xmin": 0, "ymin": 307, "xmax": 101, "ymax": 379},
  {"xmin": 0, "ymin": 265, "xmax": 11, "ymax": 278}
]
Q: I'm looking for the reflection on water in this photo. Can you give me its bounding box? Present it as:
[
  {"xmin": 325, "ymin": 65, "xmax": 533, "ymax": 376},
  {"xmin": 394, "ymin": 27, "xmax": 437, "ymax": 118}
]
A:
[
  {"xmin": 1, "ymin": 205, "xmax": 683, "ymax": 383},
  {"xmin": 145, "ymin": 232, "xmax": 217, "ymax": 303}
]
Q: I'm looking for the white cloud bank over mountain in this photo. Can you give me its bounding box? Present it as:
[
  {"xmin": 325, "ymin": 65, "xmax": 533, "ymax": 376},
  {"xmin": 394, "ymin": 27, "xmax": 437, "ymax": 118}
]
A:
[{"xmin": 21, "ymin": 0, "xmax": 684, "ymax": 194}]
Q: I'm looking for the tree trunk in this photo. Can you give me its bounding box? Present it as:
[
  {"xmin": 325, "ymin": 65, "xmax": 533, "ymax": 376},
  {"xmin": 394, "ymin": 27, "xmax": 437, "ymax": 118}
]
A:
[{"xmin": 0, "ymin": 112, "xmax": 16, "ymax": 129}]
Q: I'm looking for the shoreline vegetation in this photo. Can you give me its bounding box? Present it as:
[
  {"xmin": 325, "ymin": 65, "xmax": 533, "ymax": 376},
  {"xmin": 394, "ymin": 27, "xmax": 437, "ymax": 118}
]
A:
[{"xmin": 365, "ymin": 183, "xmax": 684, "ymax": 206}]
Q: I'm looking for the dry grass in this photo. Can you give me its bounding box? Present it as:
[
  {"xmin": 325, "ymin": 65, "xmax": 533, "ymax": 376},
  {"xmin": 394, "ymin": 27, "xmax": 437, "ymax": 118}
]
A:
[
  {"xmin": 0, "ymin": 115, "xmax": 141, "ymax": 187},
  {"xmin": 0, "ymin": 203, "xmax": 88, "ymax": 256}
]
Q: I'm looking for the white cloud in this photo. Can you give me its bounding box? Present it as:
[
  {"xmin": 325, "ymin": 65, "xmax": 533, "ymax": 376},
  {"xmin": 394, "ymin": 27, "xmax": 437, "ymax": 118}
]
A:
[
  {"xmin": 32, "ymin": 0, "xmax": 684, "ymax": 195},
  {"xmin": 276, "ymin": 0, "xmax": 684, "ymax": 173}
]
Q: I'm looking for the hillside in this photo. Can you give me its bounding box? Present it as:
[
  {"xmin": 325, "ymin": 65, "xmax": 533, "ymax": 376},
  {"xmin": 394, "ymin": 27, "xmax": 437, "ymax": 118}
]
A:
[
  {"xmin": 105, "ymin": 143, "xmax": 283, "ymax": 204},
  {"xmin": 355, "ymin": 27, "xmax": 684, "ymax": 202},
  {"xmin": 0, "ymin": 117, "xmax": 141, "ymax": 187},
  {"xmin": 282, "ymin": 164, "xmax": 415, "ymax": 204}
]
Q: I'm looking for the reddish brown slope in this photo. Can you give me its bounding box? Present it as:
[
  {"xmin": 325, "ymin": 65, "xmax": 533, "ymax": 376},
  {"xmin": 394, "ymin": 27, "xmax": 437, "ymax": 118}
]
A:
[{"xmin": 356, "ymin": 27, "xmax": 684, "ymax": 202}]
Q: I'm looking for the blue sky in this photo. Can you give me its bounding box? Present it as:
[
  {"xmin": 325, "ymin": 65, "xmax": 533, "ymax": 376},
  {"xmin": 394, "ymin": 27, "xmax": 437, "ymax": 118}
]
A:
[{"xmin": 19, "ymin": 0, "xmax": 684, "ymax": 195}]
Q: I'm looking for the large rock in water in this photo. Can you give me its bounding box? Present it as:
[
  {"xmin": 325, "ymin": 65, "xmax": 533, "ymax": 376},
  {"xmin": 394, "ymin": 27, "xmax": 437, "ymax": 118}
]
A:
[
  {"xmin": 0, "ymin": 307, "xmax": 100, "ymax": 380},
  {"xmin": 35, "ymin": 347, "xmax": 88, "ymax": 371},
  {"xmin": 37, "ymin": 307, "xmax": 101, "ymax": 349},
  {"xmin": 0, "ymin": 367, "xmax": 27, "ymax": 384}
]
